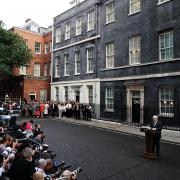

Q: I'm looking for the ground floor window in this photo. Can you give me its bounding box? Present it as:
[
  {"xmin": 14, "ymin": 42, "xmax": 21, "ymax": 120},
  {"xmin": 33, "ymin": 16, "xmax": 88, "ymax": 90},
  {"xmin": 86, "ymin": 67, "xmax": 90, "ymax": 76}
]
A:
[
  {"xmin": 105, "ymin": 87, "xmax": 114, "ymax": 111},
  {"xmin": 87, "ymin": 85, "xmax": 93, "ymax": 104},
  {"xmin": 64, "ymin": 86, "xmax": 69, "ymax": 102},
  {"xmin": 55, "ymin": 87, "xmax": 59, "ymax": 102},
  {"xmin": 159, "ymin": 87, "xmax": 174, "ymax": 117},
  {"xmin": 40, "ymin": 89, "xmax": 47, "ymax": 102}
]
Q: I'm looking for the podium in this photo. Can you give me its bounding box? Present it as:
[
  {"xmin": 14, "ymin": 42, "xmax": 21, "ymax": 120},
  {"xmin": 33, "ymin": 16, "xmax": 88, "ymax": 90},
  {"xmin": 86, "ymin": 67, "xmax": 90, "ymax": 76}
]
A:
[{"xmin": 140, "ymin": 126, "xmax": 158, "ymax": 159}]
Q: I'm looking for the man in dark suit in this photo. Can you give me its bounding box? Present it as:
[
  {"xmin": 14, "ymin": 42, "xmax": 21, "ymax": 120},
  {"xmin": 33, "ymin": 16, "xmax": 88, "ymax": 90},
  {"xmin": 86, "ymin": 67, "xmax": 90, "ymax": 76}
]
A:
[{"xmin": 150, "ymin": 115, "xmax": 163, "ymax": 157}]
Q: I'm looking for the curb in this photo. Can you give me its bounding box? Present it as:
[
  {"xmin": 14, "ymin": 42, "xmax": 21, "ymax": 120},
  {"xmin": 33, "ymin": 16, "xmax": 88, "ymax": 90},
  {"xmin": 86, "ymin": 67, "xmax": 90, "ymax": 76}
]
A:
[{"xmin": 52, "ymin": 118, "xmax": 180, "ymax": 146}]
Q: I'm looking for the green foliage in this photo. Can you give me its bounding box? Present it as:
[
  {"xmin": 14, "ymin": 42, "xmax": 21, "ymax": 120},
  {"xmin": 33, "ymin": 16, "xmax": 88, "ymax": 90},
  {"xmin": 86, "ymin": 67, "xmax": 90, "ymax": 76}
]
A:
[{"xmin": 0, "ymin": 27, "xmax": 32, "ymax": 76}]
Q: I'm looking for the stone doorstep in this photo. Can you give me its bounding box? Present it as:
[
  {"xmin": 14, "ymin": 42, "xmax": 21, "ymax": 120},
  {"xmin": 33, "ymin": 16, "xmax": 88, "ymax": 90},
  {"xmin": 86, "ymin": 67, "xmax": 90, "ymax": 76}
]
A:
[{"xmin": 54, "ymin": 117, "xmax": 180, "ymax": 145}]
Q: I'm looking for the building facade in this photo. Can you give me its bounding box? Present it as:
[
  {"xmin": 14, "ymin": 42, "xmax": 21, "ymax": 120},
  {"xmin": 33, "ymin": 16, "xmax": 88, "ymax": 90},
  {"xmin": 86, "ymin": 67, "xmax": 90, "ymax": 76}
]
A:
[
  {"xmin": 10, "ymin": 19, "xmax": 52, "ymax": 102},
  {"xmin": 52, "ymin": 0, "xmax": 180, "ymax": 127},
  {"xmin": 51, "ymin": 0, "xmax": 101, "ymax": 117}
]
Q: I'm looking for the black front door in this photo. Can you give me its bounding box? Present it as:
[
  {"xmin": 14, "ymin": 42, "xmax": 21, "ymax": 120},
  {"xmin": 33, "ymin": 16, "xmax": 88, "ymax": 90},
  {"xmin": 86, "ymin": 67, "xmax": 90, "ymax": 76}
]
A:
[
  {"xmin": 131, "ymin": 90, "xmax": 141, "ymax": 123},
  {"xmin": 132, "ymin": 98, "xmax": 140, "ymax": 123}
]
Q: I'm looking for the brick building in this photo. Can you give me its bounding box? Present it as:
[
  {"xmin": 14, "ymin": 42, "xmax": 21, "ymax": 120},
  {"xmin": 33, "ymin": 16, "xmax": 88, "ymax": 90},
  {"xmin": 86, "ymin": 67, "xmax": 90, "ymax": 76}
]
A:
[
  {"xmin": 52, "ymin": 0, "xmax": 180, "ymax": 128},
  {"xmin": 10, "ymin": 19, "xmax": 52, "ymax": 102}
]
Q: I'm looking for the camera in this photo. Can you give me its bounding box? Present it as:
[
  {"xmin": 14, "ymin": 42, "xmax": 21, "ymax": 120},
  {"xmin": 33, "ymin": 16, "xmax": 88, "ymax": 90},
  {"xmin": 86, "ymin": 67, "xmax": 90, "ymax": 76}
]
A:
[{"xmin": 72, "ymin": 167, "xmax": 82, "ymax": 175}]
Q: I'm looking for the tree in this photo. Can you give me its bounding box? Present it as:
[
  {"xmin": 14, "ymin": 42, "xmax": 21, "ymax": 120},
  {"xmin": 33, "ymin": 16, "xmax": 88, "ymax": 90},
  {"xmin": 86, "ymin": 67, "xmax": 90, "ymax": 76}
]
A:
[
  {"xmin": 0, "ymin": 20, "xmax": 5, "ymax": 27},
  {"xmin": 0, "ymin": 27, "xmax": 32, "ymax": 77}
]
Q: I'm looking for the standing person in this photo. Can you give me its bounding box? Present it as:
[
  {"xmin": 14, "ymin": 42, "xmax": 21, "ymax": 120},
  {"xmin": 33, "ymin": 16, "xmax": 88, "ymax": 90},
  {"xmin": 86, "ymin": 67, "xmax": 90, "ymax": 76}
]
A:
[
  {"xmin": 86, "ymin": 103, "xmax": 92, "ymax": 121},
  {"xmin": 66, "ymin": 101, "xmax": 72, "ymax": 117},
  {"xmin": 58, "ymin": 103, "xmax": 63, "ymax": 120},
  {"xmin": 40, "ymin": 102, "xmax": 45, "ymax": 118},
  {"xmin": 75, "ymin": 102, "xmax": 80, "ymax": 120},
  {"xmin": 50, "ymin": 102, "xmax": 55, "ymax": 117},
  {"xmin": 82, "ymin": 104, "xmax": 87, "ymax": 120},
  {"xmin": 150, "ymin": 115, "xmax": 163, "ymax": 157},
  {"xmin": 44, "ymin": 101, "xmax": 49, "ymax": 117}
]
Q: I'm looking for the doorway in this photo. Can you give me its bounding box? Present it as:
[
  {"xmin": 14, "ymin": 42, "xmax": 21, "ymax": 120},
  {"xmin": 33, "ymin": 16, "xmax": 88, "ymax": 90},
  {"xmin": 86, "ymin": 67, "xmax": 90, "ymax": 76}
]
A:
[
  {"xmin": 75, "ymin": 90, "xmax": 80, "ymax": 102},
  {"xmin": 127, "ymin": 86, "xmax": 144, "ymax": 124},
  {"xmin": 131, "ymin": 90, "xmax": 141, "ymax": 123},
  {"xmin": 29, "ymin": 92, "xmax": 36, "ymax": 101}
]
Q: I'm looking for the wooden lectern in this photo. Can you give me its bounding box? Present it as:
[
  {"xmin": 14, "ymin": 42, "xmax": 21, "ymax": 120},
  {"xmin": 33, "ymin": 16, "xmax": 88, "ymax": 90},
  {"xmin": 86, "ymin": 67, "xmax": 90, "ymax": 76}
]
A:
[{"xmin": 140, "ymin": 126, "xmax": 158, "ymax": 159}]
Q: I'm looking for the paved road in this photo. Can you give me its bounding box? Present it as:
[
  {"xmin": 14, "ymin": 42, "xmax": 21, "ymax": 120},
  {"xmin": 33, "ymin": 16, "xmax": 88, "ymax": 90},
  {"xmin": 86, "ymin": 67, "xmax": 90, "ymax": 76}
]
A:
[{"xmin": 37, "ymin": 118, "xmax": 180, "ymax": 180}]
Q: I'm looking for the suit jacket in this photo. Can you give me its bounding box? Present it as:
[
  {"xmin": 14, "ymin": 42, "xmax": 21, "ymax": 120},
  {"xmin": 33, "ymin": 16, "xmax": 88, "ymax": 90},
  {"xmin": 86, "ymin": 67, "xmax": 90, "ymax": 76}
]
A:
[{"xmin": 150, "ymin": 120, "xmax": 163, "ymax": 138}]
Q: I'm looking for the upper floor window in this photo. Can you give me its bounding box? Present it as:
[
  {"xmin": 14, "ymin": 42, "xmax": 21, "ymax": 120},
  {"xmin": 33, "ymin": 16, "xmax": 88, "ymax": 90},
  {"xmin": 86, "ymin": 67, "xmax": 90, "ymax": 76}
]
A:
[
  {"xmin": 55, "ymin": 56, "xmax": 60, "ymax": 77},
  {"xmin": 55, "ymin": 27, "xmax": 61, "ymax": 43},
  {"xmin": 159, "ymin": 87, "xmax": 174, "ymax": 117},
  {"xmin": 44, "ymin": 63, "xmax": 49, "ymax": 76},
  {"xmin": 19, "ymin": 66, "xmax": 27, "ymax": 75},
  {"xmin": 76, "ymin": 17, "xmax": 82, "ymax": 36},
  {"xmin": 65, "ymin": 23, "xmax": 71, "ymax": 40},
  {"xmin": 106, "ymin": 42, "xmax": 114, "ymax": 68},
  {"xmin": 75, "ymin": 52, "xmax": 81, "ymax": 75},
  {"xmin": 64, "ymin": 54, "xmax": 70, "ymax": 76},
  {"xmin": 106, "ymin": 2, "xmax": 115, "ymax": 24},
  {"xmin": 159, "ymin": 31, "xmax": 173, "ymax": 60},
  {"xmin": 129, "ymin": 0, "xmax": 141, "ymax": 15},
  {"xmin": 87, "ymin": 10, "xmax": 95, "ymax": 31},
  {"xmin": 35, "ymin": 42, "xmax": 41, "ymax": 54},
  {"xmin": 105, "ymin": 87, "xmax": 114, "ymax": 111},
  {"xmin": 34, "ymin": 63, "xmax": 40, "ymax": 77},
  {"xmin": 129, "ymin": 36, "xmax": 141, "ymax": 65},
  {"xmin": 87, "ymin": 48, "xmax": 94, "ymax": 72},
  {"xmin": 45, "ymin": 43, "xmax": 48, "ymax": 54}
]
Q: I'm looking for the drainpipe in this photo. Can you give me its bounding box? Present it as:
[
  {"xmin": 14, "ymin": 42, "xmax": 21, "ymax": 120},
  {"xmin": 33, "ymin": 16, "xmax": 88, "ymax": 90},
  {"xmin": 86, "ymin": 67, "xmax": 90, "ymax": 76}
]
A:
[{"xmin": 50, "ymin": 23, "xmax": 54, "ymax": 101}]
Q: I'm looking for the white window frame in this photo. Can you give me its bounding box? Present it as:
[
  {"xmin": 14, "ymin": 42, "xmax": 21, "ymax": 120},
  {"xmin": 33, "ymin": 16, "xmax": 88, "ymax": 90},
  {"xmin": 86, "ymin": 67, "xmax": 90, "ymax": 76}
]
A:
[
  {"xmin": 19, "ymin": 66, "xmax": 27, "ymax": 75},
  {"xmin": 45, "ymin": 43, "xmax": 48, "ymax": 54},
  {"xmin": 106, "ymin": 2, "xmax": 115, "ymax": 24},
  {"xmin": 105, "ymin": 87, "xmax": 114, "ymax": 111},
  {"xmin": 87, "ymin": 48, "xmax": 94, "ymax": 73},
  {"xmin": 157, "ymin": 0, "xmax": 172, "ymax": 5},
  {"xmin": 55, "ymin": 57, "xmax": 60, "ymax": 77},
  {"xmin": 129, "ymin": 36, "xmax": 141, "ymax": 65},
  {"xmin": 40, "ymin": 89, "xmax": 47, "ymax": 102},
  {"xmin": 106, "ymin": 42, "xmax": 114, "ymax": 68},
  {"xmin": 55, "ymin": 27, "xmax": 61, "ymax": 43},
  {"xmin": 55, "ymin": 87, "xmax": 59, "ymax": 102},
  {"xmin": 44, "ymin": 63, "xmax": 49, "ymax": 76},
  {"xmin": 129, "ymin": 0, "xmax": 141, "ymax": 15},
  {"xmin": 87, "ymin": 10, "xmax": 95, "ymax": 31},
  {"xmin": 35, "ymin": 42, "xmax": 41, "ymax": 54},
  {"xmin": 159, "ymin": 87, "xmax": 174, "ymax": 117},
  {"xmin": 64, "ymin": 54, "xmax": 70, "ymax": 76},
  {"xmin": 76, "ymin": 17, "xmax": 82, "ymax": 36},
  {"xmin": 159, "ymin": 31, "xmax": 174, "ymax": 61},
  {"xmin": 75, "ymin": 52, "xmax": 81, "ymax": 75},
  {"xmin": 34, "ymin": 63, "xmax": 40, "ymax": 77},
  {"xmin": 64, "ymin": 86, "xmax": 69, "ymax": 102},
  {"xmin": 88, "ymin": 85, "xmax": 93, "ymax": 104},
  {"xmin": 65, "ymin": 23, "xmax": 71, "ymax": 40}
]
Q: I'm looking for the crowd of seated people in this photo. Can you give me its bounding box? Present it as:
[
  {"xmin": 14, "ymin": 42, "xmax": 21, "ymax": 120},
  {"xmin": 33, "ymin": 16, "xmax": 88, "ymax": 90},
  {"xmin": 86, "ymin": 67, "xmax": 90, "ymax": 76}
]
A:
[{"xmin": 0, "ymin": 116, "xmax": 80, "ymax": 180}]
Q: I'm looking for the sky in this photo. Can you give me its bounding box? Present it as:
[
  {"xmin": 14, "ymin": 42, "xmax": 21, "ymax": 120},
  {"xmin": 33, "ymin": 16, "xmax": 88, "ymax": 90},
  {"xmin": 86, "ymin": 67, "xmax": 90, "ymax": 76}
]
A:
[{"xmin": 0, "ymin": 0, "xmax": 74, "ymax": 29}]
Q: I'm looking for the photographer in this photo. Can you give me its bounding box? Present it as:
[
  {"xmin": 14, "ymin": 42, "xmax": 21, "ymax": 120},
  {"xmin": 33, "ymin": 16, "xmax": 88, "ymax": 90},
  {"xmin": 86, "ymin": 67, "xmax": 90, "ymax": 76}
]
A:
[
  {"xmin": 60, "ymin": 170, "xmax": 77, "ymax": 180},
  {"xmin": 33, "ymin": 124, "xmax": 45, "ymax": 144},
  {"xmin": 7, "ymin": 147, "xmax": 38, "ymax": 180},
  {"xmin": 0, "ymin": 157, "xmax": 10, "ymax": 177},
  {"xmin": 35, "ymin": 159, "xmax": 47, "ymax": 178}
]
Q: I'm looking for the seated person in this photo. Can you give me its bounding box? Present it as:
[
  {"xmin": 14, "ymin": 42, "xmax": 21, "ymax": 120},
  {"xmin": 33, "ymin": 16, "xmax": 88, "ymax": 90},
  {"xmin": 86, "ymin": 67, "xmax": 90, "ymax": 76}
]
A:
[{"xmin": 7, "ymin": 147, "xmax": 38, "ymax": 180}]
